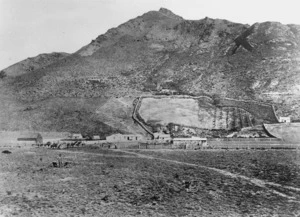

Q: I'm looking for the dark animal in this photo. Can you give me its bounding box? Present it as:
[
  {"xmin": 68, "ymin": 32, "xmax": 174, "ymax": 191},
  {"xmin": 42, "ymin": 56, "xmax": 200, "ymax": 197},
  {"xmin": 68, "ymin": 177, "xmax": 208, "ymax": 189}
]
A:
[
  {"xmin": 50, "ymin": 143, "xmax": 58, "ymax": 149},
  {"xmin": 174, "ymin": 173, "xmax": 179, "ymax": 179},
  {"xmin": 2, "ymin": 150, "xmax": 11, "ymax": 154},
  {"xmin": 101, "ymin": 195, "xmax": 109, "ymax": 202},
  {"xmin": 71, "ymin": 142, "xmax": 78, "ymax": 147}
]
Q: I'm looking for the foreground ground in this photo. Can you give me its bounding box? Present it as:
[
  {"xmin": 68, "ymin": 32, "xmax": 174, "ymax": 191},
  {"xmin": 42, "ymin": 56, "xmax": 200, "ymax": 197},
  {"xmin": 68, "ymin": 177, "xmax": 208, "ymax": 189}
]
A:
[{"xmin": 0, "ymin": 146, "xmax": 300, "ymax": 216}]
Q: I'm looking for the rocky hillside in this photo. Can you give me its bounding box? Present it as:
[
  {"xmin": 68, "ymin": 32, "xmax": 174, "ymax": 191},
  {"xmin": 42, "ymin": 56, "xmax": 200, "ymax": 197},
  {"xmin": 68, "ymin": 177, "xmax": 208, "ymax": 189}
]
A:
[
  {"xmin": 1, "ymin": 52, "xmax": 69, "ymax": 77},
  {"xmin": 1, "ymin": 8, "xmax": 300, "ymax": 135}
]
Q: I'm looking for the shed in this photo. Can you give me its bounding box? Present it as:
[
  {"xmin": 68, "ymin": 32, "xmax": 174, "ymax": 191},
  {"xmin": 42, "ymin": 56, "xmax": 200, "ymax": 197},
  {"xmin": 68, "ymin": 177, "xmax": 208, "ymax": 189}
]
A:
[
  {"xmin": 17, "ymin": 132, "xmax": 43, "ymax": 144},
  {"xmin": 154, "ymin": 133, "xmax": 172, "ymax": 142},
  {"xmin": 92, "ymin": 135, "xmax": 101, "ymax": 140},
  {"xmin": 279, "ymin": 116, "xmax": 291, "ymax": 123},
  {"xmin": 106, "ymin": 134, "xmax": 144, "ymax": 142},
  {"xmin": 72, "ymin": 133, "xmax": 83, "ymax": 139},
  {"xmin": 172, "ymin": 137, "xmax": 207, "ymax": 149}
]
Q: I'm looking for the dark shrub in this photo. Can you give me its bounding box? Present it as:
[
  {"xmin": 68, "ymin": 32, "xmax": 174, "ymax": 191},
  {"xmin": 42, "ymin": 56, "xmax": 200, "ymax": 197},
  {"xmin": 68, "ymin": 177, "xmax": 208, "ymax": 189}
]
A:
[{"xmin": 0, "ymin": 70, "xmax": 7, "ymax": 79}]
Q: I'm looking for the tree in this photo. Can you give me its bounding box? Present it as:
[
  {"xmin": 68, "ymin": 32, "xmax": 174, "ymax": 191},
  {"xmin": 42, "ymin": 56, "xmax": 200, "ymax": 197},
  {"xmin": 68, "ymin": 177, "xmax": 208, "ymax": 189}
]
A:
[
  {"xmin": 0, "ymin": 70, "xmax": 7, "ymax": 79},
  {"xmin": 211, "ymin": 93, "xmax": 221, "ymax": 107}
]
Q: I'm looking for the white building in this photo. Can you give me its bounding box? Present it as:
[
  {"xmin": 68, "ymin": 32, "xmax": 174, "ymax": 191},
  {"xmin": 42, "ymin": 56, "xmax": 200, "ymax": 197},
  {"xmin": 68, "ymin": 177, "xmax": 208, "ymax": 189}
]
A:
[
  {"xmin": 279, "ymin": 117, "xmax": 291, "ymax": 123},
  {"xmin": 106, "ymin": 134, "xmax": 144, "ymax": 142},
  {"xmin": 92, "ymin": 135, "xmax": 101, "ymax": 140},
  {"xmin": 172, "ymin": 137, "xmax": 208, "ymax": 149},
  {"xmin": 153, "ymin": 133, "xmax": 172, "ymax": 142},
  {"xmin": 71, "ymin": 133, "xmax": 83, "ymax": 139}
]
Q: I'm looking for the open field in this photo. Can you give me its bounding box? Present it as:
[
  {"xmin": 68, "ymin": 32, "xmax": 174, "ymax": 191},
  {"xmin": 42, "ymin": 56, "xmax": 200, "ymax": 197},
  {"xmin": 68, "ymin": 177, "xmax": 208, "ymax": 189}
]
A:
[
  {"xmin": 1, "ymin": 146, "xmax": 300, "ymax": 216},
  {"xmin": 137, "ymin": 96, "xmax": 273, "ymax": 132},
  {"xmin": 130, "ymin": 149, "xmax": 300, "ymax": 188},
  {"xmin": 139, "ymin": 97, "xmax": 204, "ymax": 128}
]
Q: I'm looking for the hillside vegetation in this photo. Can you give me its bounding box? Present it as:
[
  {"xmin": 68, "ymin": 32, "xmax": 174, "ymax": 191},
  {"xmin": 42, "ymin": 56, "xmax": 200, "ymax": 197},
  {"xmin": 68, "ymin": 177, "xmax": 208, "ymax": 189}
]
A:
[{"xmin": 0, "ymin": 8, "xmax": 299, "ymax": 134}]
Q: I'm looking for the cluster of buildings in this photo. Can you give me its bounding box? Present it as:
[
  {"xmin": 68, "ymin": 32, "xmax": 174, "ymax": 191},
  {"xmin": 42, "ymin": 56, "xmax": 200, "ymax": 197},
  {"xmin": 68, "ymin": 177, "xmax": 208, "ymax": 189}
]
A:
[
  {"xmin": 13, "ymin": 116, "xmax": 292, "ymax": 147},
  {"xmin": 15, "ymin": 131, "xmax": 208, "ymax": 149},
  {"xmin": 4, "ymin": 110, "xmax": 294, "ymax": 149},
  {"xmin": 105, "ymin": 132, "xmax": 208, "ymax": 149}
]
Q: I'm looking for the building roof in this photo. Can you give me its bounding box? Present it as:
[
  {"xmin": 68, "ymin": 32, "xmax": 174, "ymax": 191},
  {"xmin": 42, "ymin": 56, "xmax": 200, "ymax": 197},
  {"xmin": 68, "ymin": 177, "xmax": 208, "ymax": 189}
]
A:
[
  {"xmin": 173, "ymin": 137, "xmax": 207, "ymax": 141},
  {"xmin": 106, "ymin": 134, "xmax": 121, "ymax": 137},
  {"xmin": 18, "ymin": 132, "xmax": 42, "ymax": 139},
  {"xmin": 160, "ymin": 134, "xmax": 171, "ymax": 137},
  {"xmin": 154, "ymin": 133, "xmax": 171, "ymax": 137},
  {"xmin": 107, "ymin": 134, "xmax": 143, "ymax": 137},
  {"xmin": 122, "ymin": 134, "xmax": 144, "ymax": 137}
]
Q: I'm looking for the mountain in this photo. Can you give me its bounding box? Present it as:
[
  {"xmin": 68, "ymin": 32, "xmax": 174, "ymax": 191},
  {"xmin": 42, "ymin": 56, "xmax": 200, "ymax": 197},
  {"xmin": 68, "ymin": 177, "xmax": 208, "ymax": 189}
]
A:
[
  {"xmin": 1, "ymin": 8, "xmax": 300, "ymax": 136},
  {"xmin": 1, "ymin": 52, "xmax": 70, "ymax": 77}
]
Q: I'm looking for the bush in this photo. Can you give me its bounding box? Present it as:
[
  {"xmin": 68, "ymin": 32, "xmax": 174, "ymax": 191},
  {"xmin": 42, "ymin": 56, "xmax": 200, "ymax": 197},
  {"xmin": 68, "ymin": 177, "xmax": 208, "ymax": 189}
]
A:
[{"xmin": 0, "ymin": 70, "xmax": 7, "ymax": 79}]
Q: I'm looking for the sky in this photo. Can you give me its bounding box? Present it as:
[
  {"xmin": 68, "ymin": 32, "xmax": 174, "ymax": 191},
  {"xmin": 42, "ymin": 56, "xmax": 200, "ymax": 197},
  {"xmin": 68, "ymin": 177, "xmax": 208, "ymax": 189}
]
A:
[{"xmin": 0, "ymin": 0, "xmax": 300, "ymax": 70}]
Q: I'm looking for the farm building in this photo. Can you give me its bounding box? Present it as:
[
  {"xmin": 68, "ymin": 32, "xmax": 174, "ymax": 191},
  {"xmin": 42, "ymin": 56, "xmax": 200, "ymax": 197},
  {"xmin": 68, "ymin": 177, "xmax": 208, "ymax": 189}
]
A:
[
  {"xmin": 92, "ymin": 135, "xmax": 101, "ymax": 140},
  {"xmin": 106, "ymin": 134, "xmax": 144, "ymax": 142},
  {"xmin": 172, "ymin": 137, "xmax": 207, "ymax": 149},
  {"xmin": 17, "ymin": 133, "xmax": 43, "ymax": 144},
  {"xmin": 154, "ymin": 133, "xmax": 172, "ymax": 142},
  {"xmin": 279, "ymin": 116, "xmax": 291, "ymax": 123},
  {"xmin": 71, "ymin": 133, "xmax": 83, "ymax": 139}
]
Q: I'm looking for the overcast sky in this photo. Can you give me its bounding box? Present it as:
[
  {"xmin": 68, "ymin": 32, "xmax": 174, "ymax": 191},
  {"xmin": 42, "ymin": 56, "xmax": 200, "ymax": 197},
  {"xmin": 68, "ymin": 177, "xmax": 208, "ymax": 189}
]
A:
[{"xmin": 0, "ymin": 0, "xmax": 299, "ymax": 70}]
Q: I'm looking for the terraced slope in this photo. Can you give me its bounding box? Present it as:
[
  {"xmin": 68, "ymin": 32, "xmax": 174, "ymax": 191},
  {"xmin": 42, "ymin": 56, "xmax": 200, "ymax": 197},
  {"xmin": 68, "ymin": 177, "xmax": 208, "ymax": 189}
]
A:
[{"xmin": 136, "ymin": 96, "xmax": 277, "ymax": 135}]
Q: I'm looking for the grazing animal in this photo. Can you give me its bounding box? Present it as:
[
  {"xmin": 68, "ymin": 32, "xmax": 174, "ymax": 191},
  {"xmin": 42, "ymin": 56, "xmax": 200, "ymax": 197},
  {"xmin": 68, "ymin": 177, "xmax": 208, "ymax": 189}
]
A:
[
  {"xmin": 75, "ymin": 141, "xmax": 81, "ymax": 147},
  {"xmin": 2, "ymin": 150, "xmax": 11, "ymax": 154},
  {"xmin": 47, "ymin": 142, "xmax": 53, "ymax": 148},
  {"xmin": 50, "ymin": 143, "xmax": 58, "ymax": 149},
  {"xmin": 58, "ymin": 143, "xmax": 67, "ymax": 149}
]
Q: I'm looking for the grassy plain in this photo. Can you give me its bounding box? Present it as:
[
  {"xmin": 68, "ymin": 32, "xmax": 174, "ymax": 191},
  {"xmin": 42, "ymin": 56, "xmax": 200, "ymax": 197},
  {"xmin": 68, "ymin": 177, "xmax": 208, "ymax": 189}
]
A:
[{"xmin": 0, "ymin": 146, "xmax": 299, "ymax": 216}]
